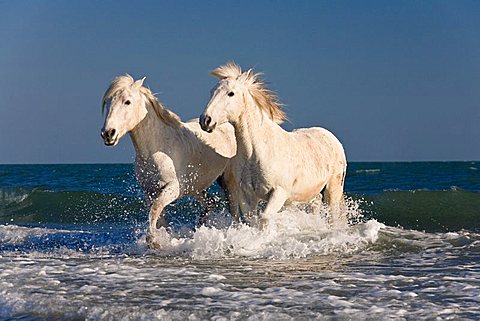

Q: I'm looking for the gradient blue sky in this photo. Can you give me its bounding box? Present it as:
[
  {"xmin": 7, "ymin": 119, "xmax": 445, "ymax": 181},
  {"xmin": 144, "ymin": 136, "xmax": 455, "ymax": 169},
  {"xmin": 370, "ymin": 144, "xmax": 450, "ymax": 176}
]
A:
[{"xmin": 1, "ymin": 0, "xmax": 479, "ymax": 163}]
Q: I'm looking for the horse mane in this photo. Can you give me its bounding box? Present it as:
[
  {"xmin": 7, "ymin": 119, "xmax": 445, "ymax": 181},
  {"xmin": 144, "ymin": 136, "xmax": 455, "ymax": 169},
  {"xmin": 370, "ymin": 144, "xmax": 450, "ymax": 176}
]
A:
[
  {"xmin": 102, "ymin": 75, "xmax": 134, "ymax": 115},
  {"xmin": 139, "ymin": 86, "xmax": 181, "ymax": 127},
  {"xmin": 211, "ymin": 62, "xmax": 243, "ymax": 79},
  {"xmin": 211, "ymin": 62, "xmax": 286, "ymax": 124},
  {"xmin": 102, "ymin": 74, "xmax": 181, "ymax": 128}
]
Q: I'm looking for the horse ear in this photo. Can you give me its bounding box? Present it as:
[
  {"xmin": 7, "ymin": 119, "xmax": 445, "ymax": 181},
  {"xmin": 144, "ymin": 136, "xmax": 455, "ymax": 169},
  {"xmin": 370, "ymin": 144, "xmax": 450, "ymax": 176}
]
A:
[{"xmin": 133, "ymin": 77, "xmax": 146, "ymax": 89}]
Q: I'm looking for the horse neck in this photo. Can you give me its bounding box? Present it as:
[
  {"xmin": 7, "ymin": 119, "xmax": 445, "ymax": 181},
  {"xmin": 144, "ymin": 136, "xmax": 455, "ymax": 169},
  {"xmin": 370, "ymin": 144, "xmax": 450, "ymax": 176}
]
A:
[
  {"xmin": 232, "ymin": 94, "xmax": 284, "ymax": 159},
  {"xmin": 129, "ymin": 100, "xmax": 175, "ymax": 160}
]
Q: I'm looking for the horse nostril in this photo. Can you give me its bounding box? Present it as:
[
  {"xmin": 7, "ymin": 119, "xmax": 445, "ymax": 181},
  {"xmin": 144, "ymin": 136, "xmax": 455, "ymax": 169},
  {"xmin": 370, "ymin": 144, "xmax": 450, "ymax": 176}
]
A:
[
  {"xmin": 204, "ymin": 116, "xmax": 211, "ymax": 127},
  {"xmin": 104, "ymin": 128, "xmax": 116, "ymax": 139}
]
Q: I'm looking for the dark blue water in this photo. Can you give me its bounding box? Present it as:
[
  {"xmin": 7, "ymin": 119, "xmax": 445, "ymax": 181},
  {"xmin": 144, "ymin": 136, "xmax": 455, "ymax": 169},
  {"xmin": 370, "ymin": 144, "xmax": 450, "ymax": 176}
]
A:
[
  {"xmin": 1, "ymin": 162, "xmax": 479, "ymax": 320},
  {"xmin": 1, "ymin": 162, "xmax": 479, "ymax": 231}
]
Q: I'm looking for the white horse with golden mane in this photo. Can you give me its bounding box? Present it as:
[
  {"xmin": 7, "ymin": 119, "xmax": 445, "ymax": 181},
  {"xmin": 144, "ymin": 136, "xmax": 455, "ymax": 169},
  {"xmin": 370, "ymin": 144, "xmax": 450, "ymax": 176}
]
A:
[
  {"xmin": 200, "ymin": 63, "xmax": 347, "ymax": 227},
  {"xmin": 101, "ymin": 75, "xmax": 237, "ymax": 247}
]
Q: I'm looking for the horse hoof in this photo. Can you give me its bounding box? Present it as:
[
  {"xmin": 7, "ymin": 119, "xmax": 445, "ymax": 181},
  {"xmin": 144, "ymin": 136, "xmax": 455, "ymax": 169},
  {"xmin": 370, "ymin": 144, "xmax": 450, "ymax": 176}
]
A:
[
  {"xmin": 198, "ymin": 215, "xmax": 209, "ymax": 227},
  {"xmin": 258, "ymin": 218, "xmax": 269, "ymax": 230},
  {"xmin": 146, "ymin": 233, "xmax": 159, "ymax": 249},
  {"xmin": 146, "ymin": 227, "xmax": 172, "ymax": 249},
  {"xmin": 150, "ymin": 241, "xmax": 162, "ymax": 250}
]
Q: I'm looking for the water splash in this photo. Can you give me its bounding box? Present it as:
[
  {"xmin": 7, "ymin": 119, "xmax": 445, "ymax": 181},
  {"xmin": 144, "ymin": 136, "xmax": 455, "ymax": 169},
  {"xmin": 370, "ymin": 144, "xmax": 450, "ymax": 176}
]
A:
[{"xmin": 144, "ymin": 199, "xmax": 382, "ymax": 260}]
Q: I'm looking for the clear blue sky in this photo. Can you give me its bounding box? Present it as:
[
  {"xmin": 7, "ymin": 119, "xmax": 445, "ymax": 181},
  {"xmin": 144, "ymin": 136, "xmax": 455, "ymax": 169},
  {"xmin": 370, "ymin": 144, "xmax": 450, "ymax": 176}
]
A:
[{"xmin": 1, "ymin": 0, "xmax": 479, "ymax": 163}]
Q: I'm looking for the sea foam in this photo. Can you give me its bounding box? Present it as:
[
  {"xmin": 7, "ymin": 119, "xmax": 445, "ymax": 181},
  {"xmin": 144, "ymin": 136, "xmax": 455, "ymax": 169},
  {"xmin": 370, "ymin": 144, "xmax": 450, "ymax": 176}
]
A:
[{"xmin": 144, "ymin": 201, "xmax": 383, "ymax": 260}]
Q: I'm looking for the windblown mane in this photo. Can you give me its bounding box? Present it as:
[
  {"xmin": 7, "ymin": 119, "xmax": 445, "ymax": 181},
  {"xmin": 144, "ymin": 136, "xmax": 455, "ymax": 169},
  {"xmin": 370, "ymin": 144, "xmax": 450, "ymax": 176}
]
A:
[
  {"xmin": 102, "ymin": 74, "xmax": 181, "ymax": 127},
  {"xmin": 211, "ymin": 62, "xmax": 243, "ymax": 79},
  {"xmin": 211, "ymin": 62, "xmax": 286, "ymax": 124},
  {"xmin": 139, "ymin": 86, "xmax": 181, "ymax": 127},
  {"xmin": 102, "ymin": 75, "xmax": 134, "ymax": 115}
]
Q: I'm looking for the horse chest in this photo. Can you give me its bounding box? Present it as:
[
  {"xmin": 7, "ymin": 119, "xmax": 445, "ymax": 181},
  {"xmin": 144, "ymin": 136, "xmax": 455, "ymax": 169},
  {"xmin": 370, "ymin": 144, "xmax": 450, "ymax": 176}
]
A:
[{"xmin": 237, "ymin": 161, "xmax": 271, "ymax": 198}]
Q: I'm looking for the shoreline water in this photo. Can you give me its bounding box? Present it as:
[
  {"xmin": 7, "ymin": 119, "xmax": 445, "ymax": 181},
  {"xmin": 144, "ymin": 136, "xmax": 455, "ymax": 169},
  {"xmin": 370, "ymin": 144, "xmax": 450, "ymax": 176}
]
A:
[{"xmin": 1, "ymin": 162, "xmax": 479, "ymax": 320}]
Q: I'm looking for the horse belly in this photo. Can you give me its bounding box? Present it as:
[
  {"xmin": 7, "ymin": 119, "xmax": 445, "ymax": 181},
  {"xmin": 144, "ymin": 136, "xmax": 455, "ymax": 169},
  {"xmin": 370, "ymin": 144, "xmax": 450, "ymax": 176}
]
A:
[
  {"xmin": 179, "ymin": 158, "xmax": 227, "ymax": 196},
  {"xmin": 290, "ymin": 180, "xmax": 326, "ymax": 203}
]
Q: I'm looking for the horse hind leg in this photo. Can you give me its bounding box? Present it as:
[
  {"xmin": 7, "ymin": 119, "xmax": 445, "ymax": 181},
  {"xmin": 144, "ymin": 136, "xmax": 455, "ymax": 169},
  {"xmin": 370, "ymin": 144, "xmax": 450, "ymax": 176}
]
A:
[
  {"xmin": 146, "ymin": 181, "xmax": 180, "ymax": 248},
  {"xmin": 323, "ymin": 171, "xmax": 347, "ymax": 227},
  {"xmin": 197, "ymin": 190, "xmax": 217, "ymax": 226}
]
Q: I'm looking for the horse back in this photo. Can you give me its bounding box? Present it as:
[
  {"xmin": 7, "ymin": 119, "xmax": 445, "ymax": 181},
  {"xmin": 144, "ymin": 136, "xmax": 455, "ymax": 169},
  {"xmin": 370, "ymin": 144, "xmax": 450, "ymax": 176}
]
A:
[{"xmin": 291, "ymin": 127, "xmax": 345, "ymax": 164}]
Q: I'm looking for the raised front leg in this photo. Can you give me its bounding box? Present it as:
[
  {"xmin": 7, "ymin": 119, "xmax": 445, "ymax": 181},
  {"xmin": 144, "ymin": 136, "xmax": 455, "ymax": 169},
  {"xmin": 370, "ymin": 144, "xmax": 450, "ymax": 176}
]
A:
[
  {"xmin": 146, "ymin": 180, "xmax": 180, "ymax": 248},
  {"xmin": 259, "ymin": 188, "xmax": 288, "ymax": 229}
]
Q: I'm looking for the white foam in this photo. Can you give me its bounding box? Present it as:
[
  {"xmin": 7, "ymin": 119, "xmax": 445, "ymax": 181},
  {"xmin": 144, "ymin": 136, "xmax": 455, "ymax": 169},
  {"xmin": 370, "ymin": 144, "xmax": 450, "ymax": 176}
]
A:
[
  {"xmin": 0, "ymin": 225, "xmax": 58, "ymax": 244},
  {"xmin": 355, "ymin": 169, "xmax": 381, "ymax": 174},
  {"xmin": 1, "ymin": 216, "xmax": 479, "ymax": 320},
  {"xmin": 201, "ymin": 286, "xmax": 224, "ymax": 296},
  {"xmin": 0, "ymin": 189, "xmax": 30, "ymax": 205},
  {"xmin": 208, "ymin": 274, "xmax": 226, "ymax": 281},
  {"xmin": 144, "ymin": 203, "xmax": 383, "ymax": 259}
]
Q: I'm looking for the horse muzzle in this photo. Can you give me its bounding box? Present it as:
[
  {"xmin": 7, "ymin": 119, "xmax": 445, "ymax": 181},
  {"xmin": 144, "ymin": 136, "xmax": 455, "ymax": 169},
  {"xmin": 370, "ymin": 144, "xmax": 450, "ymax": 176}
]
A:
[
  {"xmin": 101, "ymin": 128, "xmax": 118, "ymax": 146},
  {"xmin": 199, "ymin": 114, "xmax": 216, "ymax": 133}
]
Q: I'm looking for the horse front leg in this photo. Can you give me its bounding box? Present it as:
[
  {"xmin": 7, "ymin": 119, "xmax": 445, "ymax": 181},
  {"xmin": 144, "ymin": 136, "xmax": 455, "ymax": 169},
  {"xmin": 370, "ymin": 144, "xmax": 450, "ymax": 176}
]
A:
[
  {"xmin": 238, "ymin": 190, "xmax": 259, "ymax": 225},
  {"xmin": 220, "ymin": 173, "xmax": 241, "ymax": 224},
  {"xmin": 211, "ymin": 169, "xmax": 242, "ymax": 224},
  {"xmin": 259, "ymin": 188, "xmax": 288, "ymax": 229},
  {"xmin": 197, "ymin": 187, "xmax": 241, "ymax": 227},
  {"xmin": 146, "ymin": 180, "xmax": 180, "ymax": 248},
  {"xmin": 227, "ymin": 190, "xmax": 241, "ymax": 224}
]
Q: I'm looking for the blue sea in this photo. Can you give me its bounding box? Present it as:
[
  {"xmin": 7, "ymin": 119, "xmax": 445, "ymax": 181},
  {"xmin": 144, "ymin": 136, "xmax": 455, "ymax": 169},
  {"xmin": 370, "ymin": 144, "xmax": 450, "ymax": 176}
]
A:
[{"xmin": 1, "ymin": 162, "xmax": 479, "ymax": 320}]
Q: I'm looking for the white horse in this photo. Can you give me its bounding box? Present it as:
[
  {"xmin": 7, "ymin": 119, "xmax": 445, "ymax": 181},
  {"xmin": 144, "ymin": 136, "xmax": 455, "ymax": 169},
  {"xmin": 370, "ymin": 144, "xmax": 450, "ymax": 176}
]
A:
[
  {"xmin": 101, "ymin": 75, "xmax": 237, "ymax": 247},
  {"xmin": 200, "ymin": 63, "xmax": 347, "ymax": 227}
]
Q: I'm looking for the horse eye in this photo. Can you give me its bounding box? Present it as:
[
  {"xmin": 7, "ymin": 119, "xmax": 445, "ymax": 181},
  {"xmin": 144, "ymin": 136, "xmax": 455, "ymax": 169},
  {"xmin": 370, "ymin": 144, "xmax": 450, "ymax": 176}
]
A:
[
  {"xmin": 125, "ymin": 100, "xmax": 131, "ymax": 105},
  {"xmin": 227, "ymin": 92, "xmax": 234, "ymax": 97}
]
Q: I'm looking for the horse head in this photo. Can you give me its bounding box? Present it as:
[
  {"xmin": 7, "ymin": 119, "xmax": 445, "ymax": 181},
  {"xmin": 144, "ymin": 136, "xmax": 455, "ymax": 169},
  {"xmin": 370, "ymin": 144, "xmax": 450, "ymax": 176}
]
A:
[
  {"xmin": 200, "ymin": 62, "xmax": 285, "ymax": 132},
  {"xmin": 101, "ymin": 75, "xmax": 146, "ymax": 146},
  {"xmin": 200, "ymin": 62, "xmax": 249, "ymax": 132}
]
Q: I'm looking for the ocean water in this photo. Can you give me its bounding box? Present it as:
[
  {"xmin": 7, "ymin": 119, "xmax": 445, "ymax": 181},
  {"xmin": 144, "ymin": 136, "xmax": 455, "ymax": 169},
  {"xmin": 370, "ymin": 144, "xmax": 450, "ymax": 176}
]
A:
[{"xmin": 0, "ymin": 162, "xmax": 479, "ymax": 320}]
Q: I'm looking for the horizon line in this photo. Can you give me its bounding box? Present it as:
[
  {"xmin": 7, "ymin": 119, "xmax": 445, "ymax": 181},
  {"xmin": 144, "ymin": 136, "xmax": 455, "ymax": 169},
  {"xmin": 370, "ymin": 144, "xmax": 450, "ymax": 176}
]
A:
[{"xmin": 0, "ymin": 160, "xmax": 478, "ymax": 166}]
